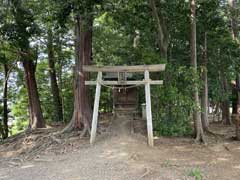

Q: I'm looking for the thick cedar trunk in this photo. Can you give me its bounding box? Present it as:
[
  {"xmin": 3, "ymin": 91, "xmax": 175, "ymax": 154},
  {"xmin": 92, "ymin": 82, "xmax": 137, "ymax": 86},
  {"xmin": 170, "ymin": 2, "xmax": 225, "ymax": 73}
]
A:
[
  {"xmin": 47, "ymin": 29, "xmax": 63, "ymax": 122},
  {"xmin": 2, "ymin": 64, "xmax": 9, "ymax": 138},
  {"xmin": 149, "ymin": 0, "xmax": 168, "ymax": 59},
  {"xmin": 190, "ymin": 0, "xmax": 205, "ymax": 142},
  {"xmin": 201, "ymin": 33, "xmax": 209, "ymax": 130},
  {"xmin": 64, "ymin": 15, "xmax": 92, "ymax": 134},
  {"xmin": 23, "ymin": 59, "xmax": 45, "ymax": 129}
]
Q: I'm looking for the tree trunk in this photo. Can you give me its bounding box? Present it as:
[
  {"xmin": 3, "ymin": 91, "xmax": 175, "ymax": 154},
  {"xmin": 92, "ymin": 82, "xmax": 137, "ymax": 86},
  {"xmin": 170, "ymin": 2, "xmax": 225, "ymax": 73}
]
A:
[
  {"xmin": 221, "ymin": 73, "xmax": 231, "ymax": 125},
  {"xmin": 232, "ymin": 81, "xmax": 238, "ymax": 114},
  {"xmin": 22, "ymin": 59, "xmax": 45, "ymax": 129},
  {"xmin": 213, "ymin": 102, "xmax": 220, "ymax": 122},
  {"xmin": 228, "ymin": 0, "xmax": 238, "ymax": 40},
  {"xmin": 222, "ymin": 100, "xmax": 230, "ymax": 125},
  {"xmin": 231, "ymin": 75, "xmax": 239, "ymax": 116},
  {"xmin": 2, "ymin": 64, "xmax": 9, "ymax": 139},
  {"xmin": 47, "ymin": 29, "xmax": 63, "ymax": 122},
  {"xmin": 63, "ymin": 15, "xmax": 93, "ymax": 135},
  {"xmin": 0, "ymin": 123, "xmax": 3, "ymax": 139},
  {"xmin": 201, "ymin": 33, "xmax": 209, "ymax": 130},
  {"xmin": 237, "ymin": 74, "xmax": 240, "ymax": 109},
  {"xmin": 55, "ymin": 35, "xmax": 65, "ymax": 122},
  {"xmin": 149, "ymin": 0, "xmax": 168, "ymax": 59},
  {"xmin": 190, "ymin": 0, "xmax": 205, "ymax": 142}
]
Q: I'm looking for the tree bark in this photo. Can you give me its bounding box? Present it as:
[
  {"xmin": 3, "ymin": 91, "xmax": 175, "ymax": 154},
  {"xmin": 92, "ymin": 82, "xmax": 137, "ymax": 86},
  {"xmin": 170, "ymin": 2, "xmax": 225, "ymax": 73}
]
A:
[
  {"xmin": 201, "ymin": 33, "xmax": 209, "ymax": 130},
  {"xmin": 0, "ymin": 123, "xmax": 3, "ymax": 139},
  {"xmin": 63, "ymin": 15, "xmax": 93, "ymax": 134},
  {"xmin": 2, "ymin": 64, "xmax": 9, "ymax": 138},
  {"xmin": 149, "ymin": 0, "xmax": 169, "ymax": 59},
  {"xmin": 222, "ymin": 100, "xmax": 231, "ymax": 124},
  {"xmin": 190, "ymin": 0, "xmax": 205, "ymax": 142},
  {"xmin": 232, "ymin": 81, "xmax": 238, "ymax": 114},
  {"xmin": 22, "ymin": 58, "xmax": 45, "ymax": 129},
  {"xmin": 55, "ymin": 35, "xmax": 65, "ymax": 122},
  {"xmin": 237, "ymin": 74, "xmax": 240, "ymax": 108},
  {"xmin": 221, "ymin": 73, "xmax": 231, "ymax": 125},
  {"xmin": 47, "ymin": 29, "xmax": 63, "ymax": 122},
  {"xmin": 58, "ymin": 58, "xmax": 64, "ymax": 122},
  {"xmin": 228, "ymin": 0, "xmax": 238, "ymax": 41}
]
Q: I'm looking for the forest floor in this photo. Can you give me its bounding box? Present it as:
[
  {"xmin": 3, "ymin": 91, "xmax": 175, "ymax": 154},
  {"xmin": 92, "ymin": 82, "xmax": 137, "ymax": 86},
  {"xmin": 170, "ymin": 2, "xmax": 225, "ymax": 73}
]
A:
[{"xmin": 0, "ymin": 115, "xmax": 240, "ymax": 180}]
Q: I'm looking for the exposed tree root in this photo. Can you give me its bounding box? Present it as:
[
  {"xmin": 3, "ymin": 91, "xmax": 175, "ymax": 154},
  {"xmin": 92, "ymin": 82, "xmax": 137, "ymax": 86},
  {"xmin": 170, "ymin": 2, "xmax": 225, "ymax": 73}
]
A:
[
  {"xmin": 60, "ymin": 120, "xmax": 75, "ymax": 134},
  {"xmin": 59, "ymin": 114, "xmax": 91, "ymax": 140},
  {"xmin": 194, "ymin": 133, "xmax": 206, "ymax": 144},
  {"xmin": 80, "ymin": 127, "xmax": 88, "ymax": 138},
  {"xmin": 0, "ymin": 128, "xmax": 86, "ymax": 161},
  {"xmin": 204, "ymin": 129, "xmax": 224, "ymax": 138}
]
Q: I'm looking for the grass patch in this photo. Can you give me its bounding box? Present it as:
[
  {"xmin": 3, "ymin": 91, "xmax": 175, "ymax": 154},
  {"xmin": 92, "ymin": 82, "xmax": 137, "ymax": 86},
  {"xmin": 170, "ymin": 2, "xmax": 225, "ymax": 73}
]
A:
[{"xmin": 188, "ymin": 168, "xmax": 203, "ymax": 180}]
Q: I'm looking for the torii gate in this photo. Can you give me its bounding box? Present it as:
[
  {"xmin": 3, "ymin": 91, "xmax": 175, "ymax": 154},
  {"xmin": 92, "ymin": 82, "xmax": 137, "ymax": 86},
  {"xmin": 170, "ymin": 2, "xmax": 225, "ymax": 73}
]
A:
[{"xmin": 83, "ymin": 64, "xmax": 166, "ymax": 147}]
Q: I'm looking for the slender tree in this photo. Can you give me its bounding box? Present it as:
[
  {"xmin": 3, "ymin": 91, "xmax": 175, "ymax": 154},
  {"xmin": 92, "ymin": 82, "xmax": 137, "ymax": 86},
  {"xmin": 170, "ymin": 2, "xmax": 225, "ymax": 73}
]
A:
[
  {"xmin": 149, "ymin": 0, "xmax": 169, "ymax": 59},
  {"xmin": 55, "ymin": 36, "xmax": 65, "ymax": 121},
  {"xmin": 190, "ymin": 0, "xmax": 205, "ymax": 142},
  {"xmin": 0, "ymin": 41, "xmax": 16, "ymax": 138},
  {"xmin": 201, "ymin": 32, "xmax": 209, "ymax": 130},
  {"xmin": 220, "ymin": 71, "xmax": 231, "ymax": 124},
  {"xmin": 2, "ymin": 63, "xmax": 9, "ymax": 138},
  {"xmin": 47, "ymin": 28, "xmax": 63, "ymax": 122},
  {"xmin": 11, "ymin": 0, "xmax": 45, "ymax": 129}
]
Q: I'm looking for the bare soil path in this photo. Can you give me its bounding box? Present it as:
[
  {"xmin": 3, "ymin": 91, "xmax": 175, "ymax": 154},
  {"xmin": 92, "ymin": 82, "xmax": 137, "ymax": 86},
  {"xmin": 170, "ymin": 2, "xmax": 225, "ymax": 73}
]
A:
[{"xmin": 0, "ymin": 117, "xmax": 240, "ymax": 180}]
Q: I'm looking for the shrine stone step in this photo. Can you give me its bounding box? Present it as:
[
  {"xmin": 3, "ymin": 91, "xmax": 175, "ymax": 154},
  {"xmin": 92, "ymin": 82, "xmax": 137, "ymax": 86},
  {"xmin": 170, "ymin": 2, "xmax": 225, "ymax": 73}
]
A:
[
  {"xmin": 114, "ymin": 107, "xmax": 137, "ymax": 111},
  {"xmin": 114, "ymin": 109, "xmax": 137, "ymax": 119}
]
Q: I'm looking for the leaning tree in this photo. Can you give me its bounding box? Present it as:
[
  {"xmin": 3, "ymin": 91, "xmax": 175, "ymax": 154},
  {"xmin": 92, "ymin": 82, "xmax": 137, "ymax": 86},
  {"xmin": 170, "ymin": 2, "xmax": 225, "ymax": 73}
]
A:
[{"xmin": 0, "ymin": 0, "xmax": 45, "ymax": 129}]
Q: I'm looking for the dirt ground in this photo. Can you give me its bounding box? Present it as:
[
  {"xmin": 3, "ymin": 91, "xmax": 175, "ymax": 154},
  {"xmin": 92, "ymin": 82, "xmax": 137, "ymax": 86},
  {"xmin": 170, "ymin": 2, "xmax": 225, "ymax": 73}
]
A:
[{"xmin": 0, "ymin": 116, "xmax": 240, "ymax": 180}]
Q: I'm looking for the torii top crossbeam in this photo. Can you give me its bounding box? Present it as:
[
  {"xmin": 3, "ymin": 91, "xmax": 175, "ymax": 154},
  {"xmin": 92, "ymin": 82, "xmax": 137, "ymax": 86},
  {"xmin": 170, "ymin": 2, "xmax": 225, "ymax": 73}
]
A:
[
  {"xmin": 83, "ymin": 64, "xmax": 166, "ymax": 72},
  {"xmin": 83, "ymin": 64, "xmax": 166, "ymax": 147}
]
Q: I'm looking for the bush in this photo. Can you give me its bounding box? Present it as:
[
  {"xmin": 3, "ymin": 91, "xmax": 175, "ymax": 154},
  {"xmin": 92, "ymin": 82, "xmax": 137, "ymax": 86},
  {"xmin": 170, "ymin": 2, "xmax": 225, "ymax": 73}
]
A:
[
  {"xmin": 151, "ymin": 65, "xmax": 199, "ymax": 136},
  {"xmin": 11, "ymin": 119, "xmax": 28, "ymax": 135}
]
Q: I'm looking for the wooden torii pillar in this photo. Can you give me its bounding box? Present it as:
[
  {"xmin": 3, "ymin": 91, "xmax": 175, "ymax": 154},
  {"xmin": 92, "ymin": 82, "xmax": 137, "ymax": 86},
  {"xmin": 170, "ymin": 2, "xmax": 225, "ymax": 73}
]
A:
[{"xmin": 83, "ymin": 64, "xmax": 166, "ymax": 147}]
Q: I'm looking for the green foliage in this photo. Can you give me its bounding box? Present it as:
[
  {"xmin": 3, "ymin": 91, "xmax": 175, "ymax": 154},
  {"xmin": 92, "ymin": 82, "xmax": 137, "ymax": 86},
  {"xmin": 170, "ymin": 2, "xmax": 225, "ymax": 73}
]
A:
[
  {"xmin": 152, "ymin": 66, "xmax": 198, "ymax": 136},
  {"xmin": 99, "ymin": 87, "xmax": 112, "ymax": 113},
  {"xmin": 0, "ymin": 0, "xmax": 40, "ymax": 50},
  {"xmin": 36, "ymin": 58, "xmax": 74, "ymax": 123},
  {"xmin": 11, "ymin": 87, "xmax": 29, "ymax": 134},
  {"xmin": 61, "ymin": 72, "xmax": 74, "ymax": 122},
  {"xmin": 36, "ymin": 60, "xmax": 53, "ymax": 123},
  {"xmin": 11, "ymin": 119, "xmax": 28, "ymax": 135}
]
